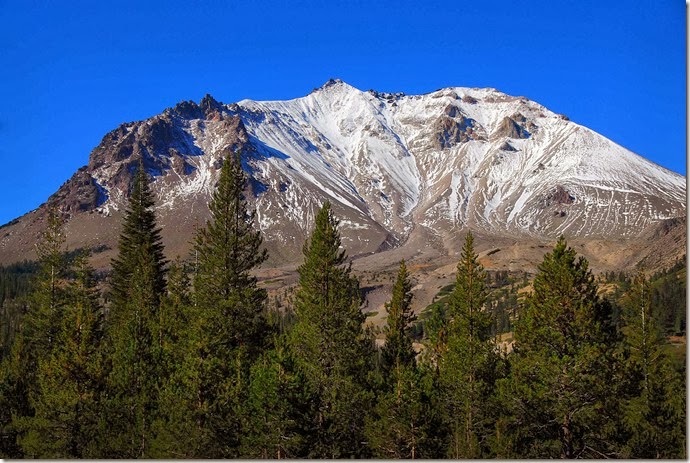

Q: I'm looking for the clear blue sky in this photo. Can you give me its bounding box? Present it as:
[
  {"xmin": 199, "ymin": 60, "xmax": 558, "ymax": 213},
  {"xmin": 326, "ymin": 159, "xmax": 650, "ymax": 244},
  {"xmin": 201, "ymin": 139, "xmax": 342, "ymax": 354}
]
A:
[{"xmin": 0, "ymin": 0, "xmax": 685, "ymax": 225}]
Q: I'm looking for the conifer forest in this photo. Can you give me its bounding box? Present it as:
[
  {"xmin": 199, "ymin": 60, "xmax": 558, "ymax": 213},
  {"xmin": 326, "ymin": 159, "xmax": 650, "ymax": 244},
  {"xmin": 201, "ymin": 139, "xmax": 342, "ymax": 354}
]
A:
[{"xmin": 0, "ymin": 152, "xmax": 685, "ymax": 459}]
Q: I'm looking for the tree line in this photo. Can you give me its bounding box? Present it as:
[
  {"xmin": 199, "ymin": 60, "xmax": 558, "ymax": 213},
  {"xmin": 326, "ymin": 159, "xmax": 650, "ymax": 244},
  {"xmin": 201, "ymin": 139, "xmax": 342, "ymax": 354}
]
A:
[{"xmin": 0, "ymin": 152, "xmax": 685, "ymax": 458}]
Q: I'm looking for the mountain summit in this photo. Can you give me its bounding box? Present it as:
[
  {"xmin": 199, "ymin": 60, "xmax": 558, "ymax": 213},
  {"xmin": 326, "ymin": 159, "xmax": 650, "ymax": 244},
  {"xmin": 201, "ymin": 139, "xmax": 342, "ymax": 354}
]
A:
[{"xmin": 0, "ymin": 81, "xmax": 685, "ymax": 269}]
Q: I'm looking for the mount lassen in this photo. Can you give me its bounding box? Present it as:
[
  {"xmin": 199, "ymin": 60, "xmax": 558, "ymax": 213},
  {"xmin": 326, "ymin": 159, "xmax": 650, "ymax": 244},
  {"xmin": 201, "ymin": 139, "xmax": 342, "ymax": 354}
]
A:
[{"xmin": 0, "ymin": 79, "xmax": 685, "ymax": 271}]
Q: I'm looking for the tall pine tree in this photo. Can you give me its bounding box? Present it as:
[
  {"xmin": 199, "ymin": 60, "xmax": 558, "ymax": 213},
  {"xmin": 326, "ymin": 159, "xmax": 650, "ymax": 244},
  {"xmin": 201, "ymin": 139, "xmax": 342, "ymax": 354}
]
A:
[
  {"xmin": 620, "ymin": 272, "xmax": 686, "ymax": 458},
  {"xmin": 29, "ymin": 208, "xmax": 69, "ymax": 356},
  {"xmin": 1, "ymin": 207, "xmax": 69, "ymax": 458},
  {"xmin": 153, "ymin": 150, "xmax": 270, "ymax": 458},
  {"xmin": 380, "ymin": 259, "xmax": 416, "ymax": 375},
  {"xmin": 192, "ymin": 150, "xmax": 269, "ymax": 358},
  {"xmin": 241, "ymin": 338, "xmax": 311, "ymax": 458},
  {"xmin": 17, "ymin": 252, "xmax": 106, "ymax": 458},
  {"xmin": 109, "ymin": 160, "xmax": 166, "ymax": 312},
  {"xmin": 288, "ymin": 200, "xmax": 375, "ymax": 458},
  {"xmin": 366, "ymin": 259, "xmax": 435, "ymax": 458},
  {"xmin": 439, "ymin": 231, "xmax": 499, "ymax": 458},
  {"xmin": 157, "ymin": 259, "xmax": 191, "ymax": 377},
  {"xmin": 103, "ymin": 159, "xmax": 167, "ymax": 457}
]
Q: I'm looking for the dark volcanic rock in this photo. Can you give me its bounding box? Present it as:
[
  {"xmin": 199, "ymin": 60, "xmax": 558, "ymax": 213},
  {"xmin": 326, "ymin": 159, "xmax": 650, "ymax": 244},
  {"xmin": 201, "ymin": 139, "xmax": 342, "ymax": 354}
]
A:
[
  {"xmin": 47, "ymin": 167, "xmax": 103, "ymax": 214},
  {"xmin": 86, "ymin": 104, "xmax": 250, "ymax": 199},
  {"xmin": 652, "ymin": 216, "xmax": 686, "ymax": 240},
  {"xmin": 493, "ymin": 114, "xmax": 534, "ymax": 139},
  {"xmin": 435, "ymin": 106, "xmax": 483, "ymax": 149},
  {"xmin": 541, "ymin": 185, "xmax": 575, "ymax": 207},
  {"xmin": 461, "ymin": 94, "xmax": 478, "ymax": 104}
]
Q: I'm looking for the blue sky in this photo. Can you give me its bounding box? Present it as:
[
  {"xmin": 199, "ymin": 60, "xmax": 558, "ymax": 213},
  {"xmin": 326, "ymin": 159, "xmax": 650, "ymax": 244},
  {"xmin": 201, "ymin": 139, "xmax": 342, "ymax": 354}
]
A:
[{"xmin": 0, "ymin": 0, "xmax": 685, "ymax": 225}]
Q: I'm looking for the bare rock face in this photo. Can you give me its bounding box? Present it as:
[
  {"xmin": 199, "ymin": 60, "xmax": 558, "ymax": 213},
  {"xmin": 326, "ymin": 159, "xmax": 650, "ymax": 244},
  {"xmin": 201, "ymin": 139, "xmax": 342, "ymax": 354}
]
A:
[
  {"xmin": 46, "ymin": 167, "xmax": 103, "ymax": 215},
  {"xmin": 461, "ymin": 94, "xmax": 478, "ymax": 104},
  {"xmin": 0, "ymin": 81, "xmax": 685, "ymax": 274},
  {"xmin": 434, "ymin": 105, "xmax": 483, "ymax": 149},
  {"xmin": 541, "ymin": 185, "xmax": 575, "ymax": 207},
  {"xmin": 493, "ymin": 115, "xmax": 532, "ymax": 139},
  {"xmin": 86, "ymin": 99, "xmax": 250, "ymax": 201}
]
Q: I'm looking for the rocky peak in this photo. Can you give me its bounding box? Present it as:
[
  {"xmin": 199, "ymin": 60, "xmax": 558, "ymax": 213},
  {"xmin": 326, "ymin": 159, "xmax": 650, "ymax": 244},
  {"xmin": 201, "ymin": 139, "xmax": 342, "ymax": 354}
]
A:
[
  {"xmin": 169, "ymin": 94, "xmax": 227, "ymax": 121},
  {"xmin": 367, "ymin": 89, "xmax": 406, "ymax": 101},
  {"xmin": 170, "ymin": 100, "xmax": 205, "ymax": 120},
  {"xmin": 200, "ymin": 93, "xmax": 224, "ymax": 115},
  {"xmin": 321, "ymin": 77, "xmax": 344, "ymax": 88},
  {"xmin": 435, "ymin": 106, "xmax": 483, "ymax": 149},
  {"xmin": 310, "ymin": 78, "xmax": 358, "ymax": 95},
  {"xmin": 46, "ymin": 167, "xmax": 104, "ymax": 216}
]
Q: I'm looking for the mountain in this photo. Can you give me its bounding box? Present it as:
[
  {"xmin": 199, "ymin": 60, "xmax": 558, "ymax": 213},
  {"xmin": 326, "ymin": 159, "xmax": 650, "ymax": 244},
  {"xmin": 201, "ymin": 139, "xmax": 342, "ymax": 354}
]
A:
[{"xmin": 0, "ymin": 79, "xmax": 685, "ymax": 273}]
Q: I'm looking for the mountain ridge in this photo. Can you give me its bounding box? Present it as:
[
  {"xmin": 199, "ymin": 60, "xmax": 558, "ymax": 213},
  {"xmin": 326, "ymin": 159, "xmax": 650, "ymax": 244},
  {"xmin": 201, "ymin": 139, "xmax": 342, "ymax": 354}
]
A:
[{"xmin": 0, "ymin": 80, "xmax": 685, "ymax": 273}]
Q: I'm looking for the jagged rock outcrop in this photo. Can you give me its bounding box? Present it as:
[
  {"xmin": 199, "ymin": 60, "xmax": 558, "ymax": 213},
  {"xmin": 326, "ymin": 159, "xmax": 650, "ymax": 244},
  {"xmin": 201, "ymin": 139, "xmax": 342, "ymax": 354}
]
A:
[{"xmin": 46, "ymin": 168, "xmax": 103, "ymax": 215}]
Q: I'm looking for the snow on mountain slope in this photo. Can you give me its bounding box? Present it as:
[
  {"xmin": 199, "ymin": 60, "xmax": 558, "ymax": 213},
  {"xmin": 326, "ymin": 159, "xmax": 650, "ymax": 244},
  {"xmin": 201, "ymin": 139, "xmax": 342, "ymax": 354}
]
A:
[
  {"xmin": 231, "ymin": 79, "xmax": 684, "ymax": 243},
  {"xmin": 0, "ymin": 79, "xmax": 684, "ymax": 266}
]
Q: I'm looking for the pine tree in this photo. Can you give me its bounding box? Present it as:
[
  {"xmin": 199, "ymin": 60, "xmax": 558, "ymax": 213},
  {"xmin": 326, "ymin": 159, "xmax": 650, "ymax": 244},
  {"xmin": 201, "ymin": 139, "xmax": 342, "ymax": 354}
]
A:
[
  {"xmin": 439, "ymin": 231, "xmax": 498, "ymax": 458},
  {"xmin": 0, "ymin": 207, "xmax": 68, "ymax": 457},
  {"xmin": 154, "ymin": 151, "xmax": 270, "ymax": 458},
  {"xmin": 288, "ymin": 200, "xmax": 375, "ymax": 458},
  {"xmin": 192, "ymin": 150, "xmax": 269, "ymax": 358},
  {"xmin": 17, "ymin": 252, "xmax": 105, "ymax": 458},
  {"xmin": 109, "ymin": 160, "xmax": 166, "ymax": 313},
  {"xmin": 501, "ymin": 236, "xmax": 619, "ymax": 458},
  {"xmin": 620, "ymin": 272, "xmax": 686, "ymax": 458},
  {"xmin": 381, "ymin": 259, "xmax": 416, "ymax": 375},
  {"xmin": 241, "ymin": 338, "xmax": 310, "ymax": 458},
  {"xmin": 103, "ymin": 160, "xmax": 167, "ymax": 457},
  {"xmin": 148, "ymin": 260, "xmax": 200, "ymax": 459},
  {"xmin": 29, "ymin": 208, "xmax": 69, "ymax": 355},
  {"xmin": 366, "ymin": 260, "xmax": 435, "ymax": 458},
  {"xmin": 367, "ymin": 365, "xmax": 437, "ymax": 458},
  {"xmin": 157, "ymin": 259, "xmax": 191, "ymax": 376}
]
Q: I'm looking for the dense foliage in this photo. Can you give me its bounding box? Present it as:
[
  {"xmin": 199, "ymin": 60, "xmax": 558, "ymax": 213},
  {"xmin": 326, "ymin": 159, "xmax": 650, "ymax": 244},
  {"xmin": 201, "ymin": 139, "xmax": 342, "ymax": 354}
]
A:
[{"xmin": 0, "ymin": 155, "xmax": 685, "ymax": 458}]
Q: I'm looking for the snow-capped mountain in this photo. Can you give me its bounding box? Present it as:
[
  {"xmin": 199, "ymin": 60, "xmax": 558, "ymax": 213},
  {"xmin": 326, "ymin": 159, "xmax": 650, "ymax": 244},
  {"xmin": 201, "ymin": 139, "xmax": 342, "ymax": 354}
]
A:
[{"xmin": 0, "ymin": 79, "xmax": 685, "ymax": 267}]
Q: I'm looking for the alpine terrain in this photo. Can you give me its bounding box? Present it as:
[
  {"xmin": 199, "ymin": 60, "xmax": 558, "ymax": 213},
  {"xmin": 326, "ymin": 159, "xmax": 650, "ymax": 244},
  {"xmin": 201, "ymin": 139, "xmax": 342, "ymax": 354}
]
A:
[{"xmin": 0, "ymin": 79, "xmax": 685, "ymax": 273}]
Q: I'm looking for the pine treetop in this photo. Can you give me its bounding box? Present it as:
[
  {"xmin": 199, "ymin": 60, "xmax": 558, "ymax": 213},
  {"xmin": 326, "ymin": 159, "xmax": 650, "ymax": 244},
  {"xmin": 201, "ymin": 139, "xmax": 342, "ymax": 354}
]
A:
[
  {"xmin": 517, "ymin": 235, "xmax": 611, "ymax": 356},
  {"xmin": 109, "ymin": 159, "xmax": 167, "ymax": 312},
  {"xmin": 193, "ymin": 151, "xmax": 267, "ymax": 303},
  {"xmin": 295, "ymin": 200, "xmax": 358, "ymax": 322},
  {"xmin": 448, "ymin": 231, "xmax": 491, "ymax": 342},
  {"xmin": 382, "ymin": 259, "xmax": 416, "ymax": 372}
]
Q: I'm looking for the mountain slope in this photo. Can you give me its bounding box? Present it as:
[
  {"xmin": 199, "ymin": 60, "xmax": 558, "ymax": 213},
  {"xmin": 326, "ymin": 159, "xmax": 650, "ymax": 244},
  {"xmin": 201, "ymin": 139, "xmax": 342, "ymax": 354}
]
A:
[{"xmin": 0, "ymin": 80, "xmax": 685, "ymax": 270}]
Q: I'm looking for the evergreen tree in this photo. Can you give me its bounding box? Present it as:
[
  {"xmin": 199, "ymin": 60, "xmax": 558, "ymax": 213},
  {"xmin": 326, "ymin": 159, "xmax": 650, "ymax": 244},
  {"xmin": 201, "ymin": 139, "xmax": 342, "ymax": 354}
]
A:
[
  {"xmin": 0, "ymin": 341, "xmax": 28, "ymax": 457},
  {"xmin": 109, "ymin": 160, "xmax": 166, "ymax": 313},
  {"xmin": 158, "ymin": 259, "xmax": 191, "ymax": 376},
  {"xmin": 17, "ymin": 252, "xmax": 105, "ymax": 458},
  {"xmin": 146, "ymin": 259, "xmax": 195, "ymax": 458},
  {"xmin": 103, "ymin": 160, "xmax": 167, "ymax": 457},
  {"xmin": 501, "ymin": 236, "xmax": 619, "ymax": 458},
  {"xmin": 154, "ymin": 151, "xmax": 270, "ymax": 458},
  {"xmin": 0, "ymin": 207, "xmax": 68, "ymax": 457},
  {"xmin": 366, "ymin": 365, "xmax": 437, "ymax": 458},
  {"xmin": 438, "ymin": 231, "xmax": 498, "ymax": 458},
  {"xmin": 380, "ymin": 259, "xmax": 416, "ymax": 375},
  {"xmin": 192, "ymin": 150, "xmax": 269, "ymax": 358},
  {"xmin": 420, "ymin": 303, "xmax": 448, "ymax": 376},
  {"xmin": 25, "ymin": 207, "xmax": 69, "ymax": 365},
  {"xmin": 288, "ymin": 200, "xmax": 375, "ymax": 458},
  {"xmin": 241, "ymin": 338, "xmax": 310, "ymax": 458},
  {"xmin": 366, "ymin": 260, "xmax": 435, "ymax": 458},
  {"xmin": 620, "ymin": 272, "xmax": 686, "ymax": 458}
]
